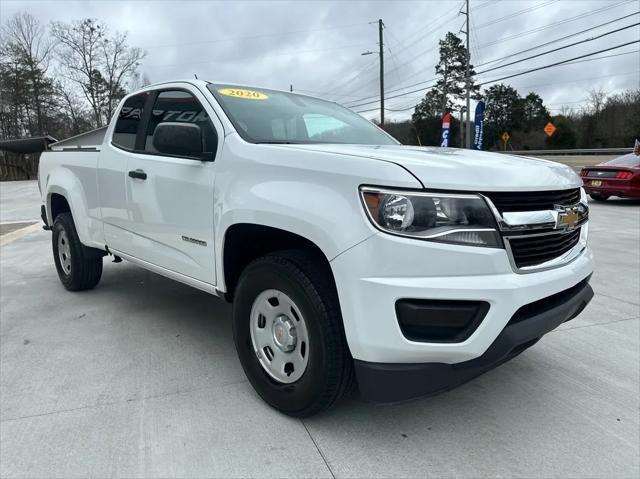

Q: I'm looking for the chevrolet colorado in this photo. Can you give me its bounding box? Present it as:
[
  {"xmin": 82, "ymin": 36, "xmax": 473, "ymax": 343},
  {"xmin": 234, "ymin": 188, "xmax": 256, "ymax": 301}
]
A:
[{"xmin": 38, "ymin": 80, "xmax": 594, "ymax": 416}]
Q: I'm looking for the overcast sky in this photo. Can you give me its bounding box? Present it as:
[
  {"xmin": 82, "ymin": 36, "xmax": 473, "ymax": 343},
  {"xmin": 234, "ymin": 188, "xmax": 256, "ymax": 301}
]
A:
[{"xmin": 2, "ymin": 0, "xmax": 638, "ymax": 121}]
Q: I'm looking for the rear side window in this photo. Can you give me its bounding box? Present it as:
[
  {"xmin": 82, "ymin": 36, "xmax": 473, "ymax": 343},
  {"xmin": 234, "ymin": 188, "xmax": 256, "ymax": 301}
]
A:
[
  {"xmin": 144, "ymin": 90, "xmax": 217, "ymax": 155},
  {"xmin": 113, "ymin": 93, "xmax": 148, "ymax": 150}
]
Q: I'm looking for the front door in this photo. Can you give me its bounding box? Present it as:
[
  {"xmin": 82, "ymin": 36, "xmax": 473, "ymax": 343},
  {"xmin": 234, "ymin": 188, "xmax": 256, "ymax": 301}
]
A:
[{"xmin": 123, "ymin": 88, "xmax": 221, "ymax": 285}]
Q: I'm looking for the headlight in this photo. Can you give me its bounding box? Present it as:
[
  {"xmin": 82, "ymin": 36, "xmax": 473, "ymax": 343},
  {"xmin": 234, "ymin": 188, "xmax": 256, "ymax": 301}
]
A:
[{"xmin": 360, "ymin": 187, "xmax": 502, "ymax": 247}]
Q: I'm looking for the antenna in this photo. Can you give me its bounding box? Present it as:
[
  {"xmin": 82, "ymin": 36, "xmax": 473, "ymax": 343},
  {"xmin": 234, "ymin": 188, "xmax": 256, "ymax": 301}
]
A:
[{"xmin": 194, "ymin": 73, "xmax": 198, "ymax": 79}]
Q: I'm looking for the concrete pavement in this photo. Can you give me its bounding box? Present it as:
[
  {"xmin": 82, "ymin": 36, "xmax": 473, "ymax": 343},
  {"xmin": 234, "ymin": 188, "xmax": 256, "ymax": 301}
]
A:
[{"xmin": 1, "ymin": 181, "xmax": 638, "ymax": 478}]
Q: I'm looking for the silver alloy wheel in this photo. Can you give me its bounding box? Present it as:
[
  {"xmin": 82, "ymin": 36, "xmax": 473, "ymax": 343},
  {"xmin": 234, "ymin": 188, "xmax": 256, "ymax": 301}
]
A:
[
  {"xmin": 249, "ymin": 289, "xmax": 310, "ymax": 384},
  {"xmin": 58, "ymin": 230, "xmax": 72, "ymax": 275}
]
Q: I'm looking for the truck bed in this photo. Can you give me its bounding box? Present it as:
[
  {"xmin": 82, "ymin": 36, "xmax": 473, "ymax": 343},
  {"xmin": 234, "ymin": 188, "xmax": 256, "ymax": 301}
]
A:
[{"xmin": 49, "ymin": 126, "xmax": 107, "ymax": 151}]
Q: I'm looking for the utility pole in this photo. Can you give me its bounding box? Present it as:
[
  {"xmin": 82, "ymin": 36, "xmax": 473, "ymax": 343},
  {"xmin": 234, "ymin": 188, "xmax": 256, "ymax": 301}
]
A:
[
  {"xmin": 378, "ymin": 19, "xmax": 385, "ymax": 128},
  {"xmin": 464, "ymin": 0, "xmax": 471, "ymax": 149},
  {"xmin": 361, "ymin": 19, "xmax": 385, "ymax": 127}
]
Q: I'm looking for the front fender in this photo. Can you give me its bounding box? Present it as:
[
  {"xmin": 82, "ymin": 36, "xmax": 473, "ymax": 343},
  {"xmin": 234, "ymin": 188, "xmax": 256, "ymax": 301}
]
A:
[{"xmin": 213, "ymin": 136, "xmax": 422, "ymax": 292}]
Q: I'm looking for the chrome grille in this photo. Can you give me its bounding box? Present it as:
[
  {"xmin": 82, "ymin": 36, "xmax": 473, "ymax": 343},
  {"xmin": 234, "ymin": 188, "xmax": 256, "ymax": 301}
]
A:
[{"xmin": 482, "ymin": 188, "xmax": 587, "ymax": 272}]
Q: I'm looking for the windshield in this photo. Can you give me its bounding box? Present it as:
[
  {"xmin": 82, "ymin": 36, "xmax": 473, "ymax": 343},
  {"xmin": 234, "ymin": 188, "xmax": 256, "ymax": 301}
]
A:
[{"xmin": 207, "ymin": 84, "xmax": 397, "ymax": 145}]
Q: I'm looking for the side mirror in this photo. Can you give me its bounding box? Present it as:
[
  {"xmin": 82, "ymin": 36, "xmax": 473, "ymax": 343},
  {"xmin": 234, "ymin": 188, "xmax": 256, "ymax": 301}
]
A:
[{"xmin": 152, "ymin": 122, "xmax": 211, "ymax": 160}]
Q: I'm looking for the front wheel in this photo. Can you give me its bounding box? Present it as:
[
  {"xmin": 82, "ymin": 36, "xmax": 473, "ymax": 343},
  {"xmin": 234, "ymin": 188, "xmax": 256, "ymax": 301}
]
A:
[
  {"xmin": 52, "ymin": 212, "xmax": 103, "ymax": 291},
  {"xmin": 232, "ymin": 251, "xmax": 353, "ymax": 417}
]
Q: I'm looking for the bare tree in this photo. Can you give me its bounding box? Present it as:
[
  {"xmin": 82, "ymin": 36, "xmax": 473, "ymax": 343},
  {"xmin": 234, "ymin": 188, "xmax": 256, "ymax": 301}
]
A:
[
  {"xmin": 1, "ymin": 12, "xmax": 54, "ymax": 135},
  {"xmin": 56, "ymin": 78, "xmax": 89, "ymax": 135},
  {"xmin": 102, "ymin": 31, "xmax": 145, "ymax": 122},
  {"xmin": 130, "ymin": 72, "xmax": 152, "ymax": 90},
  {"xmin": 51, "ymin": 18, "xmax": 145, "ymax": 127},
  {"xmin": 587, "ymin": 87, "xmax": 607, "ymax": 117}
]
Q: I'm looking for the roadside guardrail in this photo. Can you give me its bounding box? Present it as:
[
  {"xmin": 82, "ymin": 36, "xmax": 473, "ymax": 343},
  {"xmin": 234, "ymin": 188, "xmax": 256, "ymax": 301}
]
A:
[{"xmin": 500, "ymin": 148, "xmax": 633, "ymax": 156}]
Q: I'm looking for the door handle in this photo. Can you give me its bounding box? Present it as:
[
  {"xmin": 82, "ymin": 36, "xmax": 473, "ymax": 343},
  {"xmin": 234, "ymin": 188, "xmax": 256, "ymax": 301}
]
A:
[{"xmin": 128, "ymin": 169, "xmax": 147, "ymax": 180}]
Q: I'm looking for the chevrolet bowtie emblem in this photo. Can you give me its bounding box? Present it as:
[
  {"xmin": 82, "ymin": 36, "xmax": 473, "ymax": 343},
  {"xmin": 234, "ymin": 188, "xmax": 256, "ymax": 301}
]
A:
[{"xmin": 556, "ymin": 208, "xmax": 579, "ymax": 230}]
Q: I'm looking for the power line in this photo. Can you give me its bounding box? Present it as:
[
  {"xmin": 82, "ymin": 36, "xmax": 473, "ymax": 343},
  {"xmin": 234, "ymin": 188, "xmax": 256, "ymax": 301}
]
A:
[
  {"xmin": 476, "ymin": 11, "xmax": 639, "ymax": 68},
  {"xmin": 339, "ymin": 2, "xmax": 639, "ymax": 112},
  {"xmin": 478, "ymin": 41, "xmax": 639, "ymax": 86},
  {"xmin": 470, "ymin": 16, "xmax": 483, "ymax": 65},
  {"xmin": 515, "ymin": 69, "xmax": 639, "ymax": 91},
  {"xmin": 476, "ymin": 22, "xmax": 640, "ymax": 76},
  {"xmin": 354, "ymin": 69, "xmax": 639, "ymax": 115},
  {"xmin": 476, "ymin": 50, "xmax": 639, "ymax": 81},
  {"xmin": 318, "ymin": 58, "xmax": 379, "ymax": 99},
  {"xmin": 473, "ymin": 0, "xmax": 559, "ymax": 30},
  {"xmin": 384, "ymin": 46, "xmax": 412, "ymax": 100},
  {"xmin": 348, "ymin": 80, "xmax": 440, "ymax": 109},
  {"xmin": 351, "ymin": 44, "xmax": 638, "ymax": 111},
  {"xmin": 474, "ymin": 0, "xmax": 502, "ymax": 11},
  {"xmin": 326, "ymin": 3, "xmax": 462, "ymax": 101},
  {"xmin": 365, "ymin": 2, "xmax": 464, "ymax": 84},
  {"xmin": 551, "ymin": 49, "xmax": 639, "ymax": 66},
  {"xmin": 345, "ymin": 34, "xmax": 632, "ymax": 108},
  {"xmin": 355, "ymin": 105, "xmax": 416, "ymax": 114},
  {"xmin": 324, "ymin": 1, "xmax": 463, "ymax": 105},
  {"xmin": 142, "ymin": 22, "xmax": 370, "ymax": 49},
  {"xmin": 380, "ymin": 1, "xmax": 463, "ymax": 63},
  {"xmin": 375, "ymin": 7, "xmax": 639, "ymax": 101},
  {"xmin": 477, "ymin": 0, "xmax": 635, "ymax": 49},
  {"xmin": 299, "ymin": 3, "xmax": 461, "ymax": 101},
  {"xmin": 344, "ymin": 75, "xmax": 439, "ymax": 107},
  {"xmin": 144, "ymin": 42, "xmax": 373, "ymax": 70}
]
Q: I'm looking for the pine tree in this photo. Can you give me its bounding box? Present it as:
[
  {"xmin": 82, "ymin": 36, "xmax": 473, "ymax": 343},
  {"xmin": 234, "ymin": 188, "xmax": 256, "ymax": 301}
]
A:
[
  {"xmin": 520, "ymin": 92, "xmax": 550, "ymax": 132},
  {"xmin": 413, "ymin": 32, "xmax": 480, "ymax": 122},
  {"xmin": 484, "ymin": 83, "xmax": 521, "ymax": 130}
]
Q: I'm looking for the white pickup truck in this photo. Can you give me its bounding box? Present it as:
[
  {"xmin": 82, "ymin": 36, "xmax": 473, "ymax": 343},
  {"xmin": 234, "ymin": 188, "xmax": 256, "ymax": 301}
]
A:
[{"xmin": 38, "ymin": 80, "xmax": 594, "ymax": 416}]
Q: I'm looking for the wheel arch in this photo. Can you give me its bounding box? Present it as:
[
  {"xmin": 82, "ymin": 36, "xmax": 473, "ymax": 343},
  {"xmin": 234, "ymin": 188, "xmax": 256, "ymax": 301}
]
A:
[
  {"xmin": 45, "ymin": 168, "xmax": 93, "ymax": 246},
  {"xmin": 221, "ymin": 223, "xmax": 336, "ymax": 301},
  {"xmin": 49, "ymin": 192, "xmax": 71, "ymax": 221}
]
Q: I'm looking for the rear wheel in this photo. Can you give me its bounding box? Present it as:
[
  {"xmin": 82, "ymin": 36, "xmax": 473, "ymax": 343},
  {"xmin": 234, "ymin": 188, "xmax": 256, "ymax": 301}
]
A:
[
  {"xmin": 52, "ymin": 212, "xmax": 103, "ymax": 291},
  {"xmin": 232, "ymin": 250, "xmax": 353, "ymax": 417},
  {"xmin": 590, "ymin": 193, "xmax": 609, "ymax": 201}
]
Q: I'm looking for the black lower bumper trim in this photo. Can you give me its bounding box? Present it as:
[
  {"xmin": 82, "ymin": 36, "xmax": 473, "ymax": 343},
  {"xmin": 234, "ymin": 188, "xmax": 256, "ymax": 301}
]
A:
[{"xmin": 355, "ymin": 275, "xmax": 594, "ymax": 404}]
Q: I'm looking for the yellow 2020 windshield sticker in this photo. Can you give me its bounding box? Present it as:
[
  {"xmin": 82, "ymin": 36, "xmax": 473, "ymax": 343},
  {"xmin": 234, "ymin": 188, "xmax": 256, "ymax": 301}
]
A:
[{"xmin": 218, "ymin": 88, "xmax": 268, "ymax": 100}]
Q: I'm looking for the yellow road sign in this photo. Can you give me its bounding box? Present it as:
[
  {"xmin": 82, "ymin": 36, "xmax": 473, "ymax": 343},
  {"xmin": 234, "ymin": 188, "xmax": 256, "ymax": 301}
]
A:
[{"xmin": 501, "ymin": 131, "xmax": 510, "ymax": 143}]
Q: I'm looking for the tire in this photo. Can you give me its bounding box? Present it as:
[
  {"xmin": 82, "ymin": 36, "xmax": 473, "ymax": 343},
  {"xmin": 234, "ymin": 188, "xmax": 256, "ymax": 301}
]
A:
[
  {"xmin": 232, "ymin": 250, "xmax": 353, "ymax": 417},
  {"xmin": 52, "ymin": 212, "xmax": 103, "ymax": 291},
  {"xmin": 590, "ymin": 193, "xmax": 609, "ymax": 201}
]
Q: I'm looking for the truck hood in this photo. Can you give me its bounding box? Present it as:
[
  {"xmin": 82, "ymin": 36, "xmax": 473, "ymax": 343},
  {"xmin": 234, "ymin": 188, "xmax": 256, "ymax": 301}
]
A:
[{"xmin": 278, "ymin": 144, "xmax": 581, "ymax": 191}]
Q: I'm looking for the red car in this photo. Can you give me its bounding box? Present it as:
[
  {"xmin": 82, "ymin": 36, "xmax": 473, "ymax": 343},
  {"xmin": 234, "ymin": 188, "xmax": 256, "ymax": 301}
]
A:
[{"xmin": 580, "ymin": 153, "xmax": 640, "ymax": 201}]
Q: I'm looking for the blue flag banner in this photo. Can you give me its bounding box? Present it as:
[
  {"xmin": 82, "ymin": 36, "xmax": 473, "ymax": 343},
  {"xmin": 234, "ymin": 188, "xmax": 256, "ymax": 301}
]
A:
[
  {"xmin": 440, "ymin": 112, "xmax": 451, "ymax": 147},
  {"xmin": 473, "ymin": 101, "xmax": 485, "ymax": 150}
]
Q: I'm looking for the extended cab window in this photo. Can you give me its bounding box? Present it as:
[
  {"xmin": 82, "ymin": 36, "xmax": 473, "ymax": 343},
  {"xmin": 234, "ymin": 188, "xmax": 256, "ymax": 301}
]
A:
[
  {"xmin": 144, "ymin": 90, "xmax": 217, "ymax": 156},
  {"xmin": 113, "ymin": 93, "xmax": 148, "ymax": 150}
]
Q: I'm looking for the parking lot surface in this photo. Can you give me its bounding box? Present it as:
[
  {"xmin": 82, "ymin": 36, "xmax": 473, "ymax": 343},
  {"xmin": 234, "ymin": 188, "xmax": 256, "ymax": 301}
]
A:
[{"xmin": 1, "ymin": 180, "xmax": 638, "ymax": 478}]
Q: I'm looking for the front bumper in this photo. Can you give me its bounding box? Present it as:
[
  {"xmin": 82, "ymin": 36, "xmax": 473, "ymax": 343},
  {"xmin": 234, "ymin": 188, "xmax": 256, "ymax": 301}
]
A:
[
  {"xmin": 354, "ymin": 276, "xmax": 593, "ymax": 403},
  {"xmin": 331, "ymin": 231, "xmax": 594, "ymax": 365}
]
